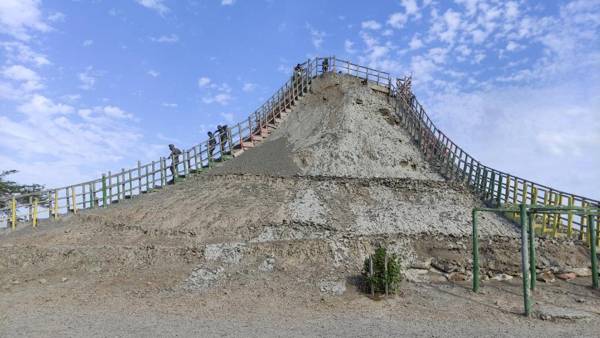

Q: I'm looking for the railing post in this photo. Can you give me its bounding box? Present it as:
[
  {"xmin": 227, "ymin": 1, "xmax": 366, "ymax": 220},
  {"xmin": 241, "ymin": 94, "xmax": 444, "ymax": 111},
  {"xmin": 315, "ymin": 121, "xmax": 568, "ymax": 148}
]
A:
[
  {"xmin": 137, "ymin": 161, "xmax": 142, "ymax": 193},
  {"xmin": 519, "ymin": 203, "xmax": 531, "ymax": 316},
  {"xmin": 588, "ymin": 214, "xmax": 598, "ymax": 289},
  {"xmin": 102, "ymin": 174, "xmax": 108, "ymax": 207},
  {"xmin": 528, "ymin": 212, "xmax": 536, "ymax": 290},
  {"xmin": 71, "ymin": 186, "xmax": 77, "ymax": 214},
  {"xmin": 53, "ymin": 190, "xmax": 58, "ymax": 219},
  {"xmin": 11, "ymin": 196, "xmax": 16, "ymax": 230},
  {"xmin": 32, "ymin": 197, "xmax": 38, "ymax": 228},
  {"xmin": 472, "ymin": 209, "xmax": 479, "ymax": 292}
]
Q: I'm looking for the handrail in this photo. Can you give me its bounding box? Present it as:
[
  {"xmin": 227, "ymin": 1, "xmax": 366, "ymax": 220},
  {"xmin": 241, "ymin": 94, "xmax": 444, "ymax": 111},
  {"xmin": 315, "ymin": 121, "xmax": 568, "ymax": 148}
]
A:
[
  {"xmin": 0, "ymin": 56, "xmax": 392, "ymax": 228},
  {"xmin": 390, "ymin": 83, "xmax": 599, "ymax": 239},
  {"xmin": 2, "ymin": 56, "xmax": 596, "ymax": 243}
]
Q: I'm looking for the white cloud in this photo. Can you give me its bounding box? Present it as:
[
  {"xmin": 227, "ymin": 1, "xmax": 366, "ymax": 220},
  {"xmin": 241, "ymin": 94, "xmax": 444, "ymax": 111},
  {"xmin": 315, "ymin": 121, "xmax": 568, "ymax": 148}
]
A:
[
  {"xmin": 17, "ymin": 94, "xmax": 73, "ymax": 117},
  {"xmin": 306, "ymin": 24, "xmax": 325, "ymax": 49},
  {"xmin": 2, "ymin": 64, "xmax": 43, "ymax": 92},
  {"xmin": 361, "ymin": 20, "xmax": 382, "ymax": 30},
  {"xmin": 162, "ymin": 102, "xmax": 178, "ymax": 108},
  {"xmin": 0, "ymin": 41, "xmax": 50, "ymax": 66},
  {"xmin": 202, "ymin": 93, "xmax": 232, "ymax": 105},
  {"xmin": 387, "ymin": 12, "xmax": 408, "ymax": 29},
  {"xmin": 344, "ymin": 39, "xmax": 356, "ymax": 54},
  {"xmin": 147, "ymin": 70, "xmax": 159, "ymax": 77},
  {"xmin": 102, "ymin": 105, "xmax": 134, "ymax": 120},
  {"xmin": 134, "ymin": 0, "xmax": 170, "ymax": 15},
  {"xmin": 47, "ymin": 12, "xmax": 66, "ymax": 23},
  {"xmin": 149, "ymin": 34, "xmax": 179, "ymax": 43},
  {"xmin": 78, "ymin": 67, "xmax": 96, "ymax": 90},
  {"xmin": 82, "ymin": 39, "xmax": 93, "ymax": 47},
  {"xmin": 242, "ymin": 82, "xmax": 256, "ymax": 92},
  {"xmin": 409, "ymin": 35, "xmax": 423, "ymax": 50},
  {"xmin": 221, "ymin": 0, "xmax": 235, "ymax": 5},
  {"xmin": 198, "ymin": 76, "xmax": 211, "ymax": 87},
  {"xmin": 0, "ymin": 0, "xmax": 50, "ymax": 40}
]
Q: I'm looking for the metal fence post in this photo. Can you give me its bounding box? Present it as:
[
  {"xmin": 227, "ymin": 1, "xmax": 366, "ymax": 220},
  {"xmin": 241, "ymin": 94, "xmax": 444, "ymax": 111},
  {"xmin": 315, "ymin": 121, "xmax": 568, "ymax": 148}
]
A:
[
  {"xmin": 32, "ymin": 198, "xmax": 38, "ymax": 228},
  {"xmin": 102, "ymin": 174, "xmax": 107, "ymax": 207},
  {"xmin": 11, "ymin": 197, "xmax": 16, "ymax": 230},
  {"xmin": 528, "ymin": 212, "xmax": 536, "ymax": 290},
  {"xmin": 472, "ymin": 209, "xmax": 479, "ymax": 292},
  {"xmin": 589, "ymin": 214, "xmax": 598, "ymax": 289},
  {"xmin": 519, "ymin": 204, "xmax": 531, "ymax": 316}
]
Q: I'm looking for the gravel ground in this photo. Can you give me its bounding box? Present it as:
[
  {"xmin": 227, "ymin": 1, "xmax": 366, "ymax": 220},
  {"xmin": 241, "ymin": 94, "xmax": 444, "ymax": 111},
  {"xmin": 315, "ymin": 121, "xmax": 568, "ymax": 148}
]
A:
[{"xmin": 2, "ymin": 277, "xmax": 599, "ymax": 338}]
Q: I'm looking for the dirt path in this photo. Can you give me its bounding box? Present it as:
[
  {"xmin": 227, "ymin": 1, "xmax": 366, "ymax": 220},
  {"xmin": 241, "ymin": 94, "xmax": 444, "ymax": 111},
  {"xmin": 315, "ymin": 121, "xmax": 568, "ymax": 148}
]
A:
[{"xmin": 2, "ymin": 278, "xmax": 599, "ymax": 337}]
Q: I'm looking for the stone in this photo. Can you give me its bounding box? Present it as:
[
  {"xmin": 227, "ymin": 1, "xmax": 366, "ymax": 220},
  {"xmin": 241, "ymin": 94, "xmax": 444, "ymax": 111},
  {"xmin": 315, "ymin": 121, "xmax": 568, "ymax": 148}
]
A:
[
  {"xmin": 492, "ymin": 274, "xmax": 513, "ymax": 281},
  {"xmin": 355, "ymin": 98, "xmax": 363, "ymax": 104},
  {"xmin": 409, "ymin": 257, "xmax": 432, "ymax": 270},
  {"xmin": 536, "ymin": 305, "xmax": 591, "ymax": 321},
  {"xmin": 557, "ymin": 272, "xmax": 577, "ymax": 281},
  {"xmin": 318, "ymin": 280, "xmax": 346, "ymax": 296},
  {"xmin": 39, "ymin": 278, "xmax": 47, "ymax": 284},
  {"xmin": 404, "ymin": 268, "xmax": 430, "ymax": 283},
  {"xmin": 572, "ymin": 268, "xmax": 592, "ymax": 277},
  {"xmin": 258, "ymin": 257, "xmax": 275, "ymax": 272},
  {"xmin": 537, "ymin": 271, "xmax": 556, "ymax": 283},
  {"xmin": 447, "ymin": 272, "xmax": 469, "ymax": 282},
  {"xmin": 61, "ymin": 277, "xmax": 68, "ymax": 282}
]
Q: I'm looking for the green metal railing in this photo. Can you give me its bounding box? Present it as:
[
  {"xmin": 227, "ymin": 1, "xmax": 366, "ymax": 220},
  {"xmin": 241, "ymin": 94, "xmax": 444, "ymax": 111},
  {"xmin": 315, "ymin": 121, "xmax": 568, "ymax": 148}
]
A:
[
  {"xmin": 391, "ymin": 85, "xmax": 600, "ymax": 240},
  {"xmin": 472, "ymin": 205, "xmax": 599, "ymax": 316},
  {"xmin": 0, "ymin": 57, "xmax": 391, "ymax": 229}
]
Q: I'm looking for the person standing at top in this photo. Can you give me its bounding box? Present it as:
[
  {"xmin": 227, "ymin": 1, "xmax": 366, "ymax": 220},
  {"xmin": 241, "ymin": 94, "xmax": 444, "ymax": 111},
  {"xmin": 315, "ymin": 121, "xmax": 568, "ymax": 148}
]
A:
[
  {"xmin": 168, "ymin": 144, "xmax": 182, "ymax": 181},
  {"xmin": 322, "ymin": 58, "xmax": 329, "ymax": 73},
  {"xmin": 207, "ymin": 131, "xmax": 216, "ymax": 160}
]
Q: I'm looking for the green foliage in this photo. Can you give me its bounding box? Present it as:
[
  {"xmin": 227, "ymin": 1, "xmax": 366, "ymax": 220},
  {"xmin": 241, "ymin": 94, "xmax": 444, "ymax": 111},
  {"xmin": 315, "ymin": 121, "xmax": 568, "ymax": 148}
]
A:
[
  {"xmin": 0, "ymin": 170, "xmax": 45, "ymax": 209},
  {"xmin": 363, "ymin": 247, "xmax": 403, "ymax": 294}
]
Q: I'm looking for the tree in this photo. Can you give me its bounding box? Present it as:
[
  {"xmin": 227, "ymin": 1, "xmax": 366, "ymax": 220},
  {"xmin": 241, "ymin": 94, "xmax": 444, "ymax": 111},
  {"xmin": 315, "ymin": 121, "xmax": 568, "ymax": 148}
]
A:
[{"xmin": 0, "ymin": 170, "xmax": 45, "ymax": 210}]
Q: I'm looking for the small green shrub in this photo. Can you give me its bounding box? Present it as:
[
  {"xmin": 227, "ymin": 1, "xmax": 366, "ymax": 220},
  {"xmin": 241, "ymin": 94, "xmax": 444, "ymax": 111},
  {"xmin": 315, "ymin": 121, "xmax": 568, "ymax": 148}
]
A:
[{"xmin": 362, "ymin": 247, "xmax": 402, "ymax": 294}]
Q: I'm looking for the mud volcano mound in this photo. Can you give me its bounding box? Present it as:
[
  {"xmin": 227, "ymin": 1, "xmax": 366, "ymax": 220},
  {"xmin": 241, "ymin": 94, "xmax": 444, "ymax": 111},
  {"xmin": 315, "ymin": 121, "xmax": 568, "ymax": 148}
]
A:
[{"xmin": 1, "ymin": 73, "xmax": 589, "ymax": 307}]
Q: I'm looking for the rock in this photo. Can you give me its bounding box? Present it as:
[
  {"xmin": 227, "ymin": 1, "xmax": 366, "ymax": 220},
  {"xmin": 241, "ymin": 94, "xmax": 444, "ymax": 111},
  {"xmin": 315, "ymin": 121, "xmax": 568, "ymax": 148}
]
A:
[
  {"xmin": 557, "ymin": 272, "xmax": 577, "ymax": 281},
  {"xmin": 404, "ymin": 268, "xmax": 429, "ymax": 283},
  {"xmin": 536, "ymin": 305, "xmax": 591, "ymax": 321},
  {"xmin": 61, "ymin": 277, "xmax": 68, "ymax": 282},
  {"xmin": 409, "ymin": 257, "xmax": 432, "ymax": 270},
  {"xmin": 11, "ymin": 280, "xmax": 19, "ymax": 285},
  {"xmin": 537, "ymin": 271, "xmax": 556, "ymax": 283},
  {"xmin": 39, "ymin": 278, "xmax": 47, "ymax": 284},
  {"xmin": 431, "ymin": 259, "xmax": 459, "ymax": 273},
  {"xmin": 185, "ymin": 266, "xmax": 224, "ymax": 290},
  {"xmin": 355, "ymin": 98, "xmax": 363, "ymax": 104},
  {"xmin": 447, "ymin": 272, "xmax": 469, "ymax": 282},
  {"xmin": 318, "ymin": 280, "xmax": 346, "ymax": 296},
  {"xmin": 258, "ymin": 257, "xmax": 275, "ymax": 272},
  {"xmin": 492, "ymin": 274, "xmax": 513, "ymax": 281},
  {"xmin": 572, "ymin": 268, "xmax": 592, "ymax": 277}
]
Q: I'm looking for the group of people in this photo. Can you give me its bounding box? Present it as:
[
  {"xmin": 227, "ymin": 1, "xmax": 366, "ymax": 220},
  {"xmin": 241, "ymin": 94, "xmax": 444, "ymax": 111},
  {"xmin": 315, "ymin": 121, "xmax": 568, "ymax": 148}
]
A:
[{"xmin": 167, "ymin": 125, "xmax": 231, "ymax": 182}]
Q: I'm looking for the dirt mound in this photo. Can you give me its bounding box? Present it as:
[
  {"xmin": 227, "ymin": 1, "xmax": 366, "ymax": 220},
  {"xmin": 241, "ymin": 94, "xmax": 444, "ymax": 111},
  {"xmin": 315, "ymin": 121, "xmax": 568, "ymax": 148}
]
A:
[{"xmin": 215, "ymin": 73, "xmax": 441, "ymax": 180}]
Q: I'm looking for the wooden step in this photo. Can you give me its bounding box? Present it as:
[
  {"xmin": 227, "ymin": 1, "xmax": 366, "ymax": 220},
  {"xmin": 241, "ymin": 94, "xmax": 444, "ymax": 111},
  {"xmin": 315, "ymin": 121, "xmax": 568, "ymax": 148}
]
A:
[
  {"xmin": 232, "ymin": 148, "xmax": 244, "ymax": 158},
  {"xmin": 242, "ymin": 141, "xmax": 254, "ymax": 148}
]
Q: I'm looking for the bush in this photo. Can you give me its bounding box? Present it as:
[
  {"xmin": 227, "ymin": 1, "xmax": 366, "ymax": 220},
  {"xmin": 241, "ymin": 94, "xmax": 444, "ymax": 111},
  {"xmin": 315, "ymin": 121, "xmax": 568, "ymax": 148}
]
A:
[{"xmin": 363, "ymin": 247, "xmax": 402, "ymax": 294}]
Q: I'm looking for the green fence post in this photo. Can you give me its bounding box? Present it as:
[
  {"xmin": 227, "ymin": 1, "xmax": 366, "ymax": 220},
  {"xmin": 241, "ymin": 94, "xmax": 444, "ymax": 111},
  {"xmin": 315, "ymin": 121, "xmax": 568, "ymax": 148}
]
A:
[
  {"xmin": 528, "ymin": 212, "xmax": 536, "ymax": 290},
  {"xmin": 519, "ymin": 204, "xmax": 531, "ymax": 316},
  {"xmin": 102, "ymin": 174, "xmax": 107, "ymax": 207},
  {"xmin": 589, "ymin": 214, "xmax": 598, "ymax": 289},
  {"xmin": 472, "ymin": 209, "xmax": 479, "ymax": 292},
  {"xmin": 496, "ymin": 175, "xmax": 503, "ymax": 207}
]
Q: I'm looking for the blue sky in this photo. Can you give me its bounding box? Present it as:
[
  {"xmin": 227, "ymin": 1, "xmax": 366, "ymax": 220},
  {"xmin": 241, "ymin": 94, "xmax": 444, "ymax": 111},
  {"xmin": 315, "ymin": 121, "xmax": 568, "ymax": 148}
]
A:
[{"xmin": 0, "ymin": 0, "xmax": 599, "ymax": 199}]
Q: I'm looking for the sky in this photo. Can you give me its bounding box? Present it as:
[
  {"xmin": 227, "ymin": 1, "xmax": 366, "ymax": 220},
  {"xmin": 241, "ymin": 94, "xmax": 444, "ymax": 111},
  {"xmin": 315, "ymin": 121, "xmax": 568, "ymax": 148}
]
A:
[{"xmin": 0, "ymin": 0, "xmax": 599, "ymax": 199}]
